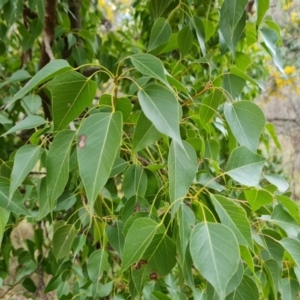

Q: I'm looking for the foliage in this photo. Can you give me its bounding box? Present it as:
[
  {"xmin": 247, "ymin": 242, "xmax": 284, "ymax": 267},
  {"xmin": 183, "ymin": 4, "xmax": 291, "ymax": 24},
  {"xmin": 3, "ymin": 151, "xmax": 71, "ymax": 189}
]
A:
[{"xmin": 0, "ymin": 0, "xmax": 299, "ymax": 299}]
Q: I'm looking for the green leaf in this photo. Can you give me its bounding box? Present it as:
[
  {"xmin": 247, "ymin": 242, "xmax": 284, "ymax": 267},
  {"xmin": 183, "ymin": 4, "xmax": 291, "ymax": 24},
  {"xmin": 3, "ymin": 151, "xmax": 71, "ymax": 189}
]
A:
[
  {"xmin": 223, "ymin": 74, "xmax": 246, "ymax": 99},
  {"xmin": 168, "ymin": 141, "xmax": 197, "ymax": 215},
  {"xmin": 264, "ymin": 259, "xmax": 280, "ymax": 299},
  {"xmin": 261, "ymin": 229, "xmax": 284, "ymax": 264},
  {"xmin": 256, "ymin": 0, "xmax": 269, "ymax": 27},
  {"xmin": 211, "ymin": 195, "xmax": 253, "ymax": 249},
  {"xmin": 6, "ymin": 59, "xmax": 72, "ymax": 108},
  {"xmin": 200, "ymin": 89, "xmax": 223, "ymax": 126},
  {"xmin": 116, "ymin": 97, "xmax": 131, "ymax": 121},
  {"xmin": 226, "ymin": 146, "xmax": 265, "ymax": 186},
  {"xmin": 244, "ymin": 188, "xmax": 273, "ymax": 211},
  {"xmin": 21, "ymin": 95, "xmax": 42, "ymax": 115},
  {"xmin": 131, "ymin": 54, "xmax": 169, "ymax": 86},
  {"xmin": 87, "ymin": 249, "xmax": 110, "ymax": 281},
  {"xmin": 190, "ymin": 222, "xmax": 240, "ymax": 300},
  {"xmin": 133, "ymin": 112, "xmax": 161, "ymax": 153},
  {"xmin": 224, "ymin": 101, "xmax": 265, "ymax": 152},
  {"xmin": 148, "ymin": 18, "xmax": 172, "ymax": 52},
  {"xmin": 0, "ymin": 206, "xmax": 9, "ymax": 244},
  {"xmin": 266, "ymin": 123, "xmax": 281, "ymax": 150},
  {"xmin": 106, "ymin": 221, "xmax": 125, "ymax": 256},
  {"xmin": 121, "ymin": 218, "xmax": 159, "ymax": 272},
  {"xmin": 196, "ymin": 171, "xmax": 225, "ymax": 192},
  {"xmin": 270, "ymin": 205, "xmax": 299, "ymax": 237},
  {"xmin": 230, "ymin": 67, "xmax": 264, "ymax": 89},
  {"xmin": 143, "ymin": 233, "xmax": 176, "ymax": 276},
  {"xmin": 77, "ymin": 112, "xmax": 122, "ymax": 209},
  {"xmin": 44, "ymin": 275, "xmax": 62, "ymax": 293},
  {"xmin": 53, "ymin": 224, "xmax": 76, "ymax": 260},
  {"xmin": 276, "ymin": 195, "xmax": 300, "ymax": 224},
  {"xmin": 260, "ymin": 27, "xmax": 283, "ymax": 72},
  {"xmin": 226, "ymin": 260, "xmax": 244, "ymax": 295},
  {"xmin": 0, "ymin": 177, "xmax": 29, "ymax": 215},
  {"xmin": 264, "ymin": 174, "xmax": 289, "ymax": 193},
  {"xmin": 177, "ymin": 26, "xmax": 193, "ymax": 56},
  {"xmin": 47, "ymin": 130, "xmax": 75, "ymax": 209},
  {"xmin": 10, "ymin": 144, "xmax": 41, "ymax": 196},
  {"xmin": 204, "ymin": 139, "xmax": 219, "ymax": 161},
  {"xmin": 226, "ymin": 275, "xmax": 259, "ymax": 300},
  {"xmin": 281, "ymin": 278, "xmax": 299, "ymax": 300},
  {"xmin": 138, "ymin": 84, "xmax": 182, "ymax": 145},
  {"xmin": 149, "ymin": 0, "xmax": 173, "ymax": 19},
  {"xmin": 37, "ymin": 178, "xmax": 50, "ymax": 220},
  {"xmin": 177, "ymin": 203, "xmax": 195, "ymax": 264},
  {"xmin": 132, "ymin": 233, "xmax": 177, "ymax": 293},
  {"xmin": 109, "ymin": 158, "xmax": 128, "ymax": 177},
  {"xmin": 220, "ymin": 0, "xmax": 247, "ymax": 55},
  {"xmin": 193, "ymin": 16, "xmax": 206, "ymax": 55},
  {"xmin": 123, "ymin": 164, "xmax": 148, "ymax": 199},
  {"xmin": 48, "ymin": 71, "xmax": 97, "ymax": 130},
  {"xmin": 1, "ymin": 115, "xmax": 46, "ymax": 136},
  {"xmin": 279, "ymin": 238, "xmax": 300, "ymax": 268}
]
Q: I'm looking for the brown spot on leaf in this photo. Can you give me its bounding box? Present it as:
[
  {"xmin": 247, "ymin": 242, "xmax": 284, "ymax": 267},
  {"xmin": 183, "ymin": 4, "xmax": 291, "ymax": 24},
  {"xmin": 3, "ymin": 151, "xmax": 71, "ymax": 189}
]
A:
[
  {"xmin": 149, "ymin": 272, "xmax": 157, "ymax": 280},
  {"xmin": 78, "ymin": 134, "xmax": 87, "ymax": 149}
]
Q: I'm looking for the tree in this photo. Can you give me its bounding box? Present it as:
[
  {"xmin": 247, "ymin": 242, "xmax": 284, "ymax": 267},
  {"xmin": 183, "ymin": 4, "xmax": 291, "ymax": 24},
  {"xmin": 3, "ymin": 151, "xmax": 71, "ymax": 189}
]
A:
[{"xmin": 0, "ymin": 0, "xmax": 299, "ymax": 299}]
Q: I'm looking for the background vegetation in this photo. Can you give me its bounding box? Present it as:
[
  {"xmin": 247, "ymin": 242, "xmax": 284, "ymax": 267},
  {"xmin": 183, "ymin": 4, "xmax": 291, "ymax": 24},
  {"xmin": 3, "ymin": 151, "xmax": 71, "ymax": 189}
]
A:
[{"xmin": 0, "ymin": 0, "xmax": 299, "ymax": 299}]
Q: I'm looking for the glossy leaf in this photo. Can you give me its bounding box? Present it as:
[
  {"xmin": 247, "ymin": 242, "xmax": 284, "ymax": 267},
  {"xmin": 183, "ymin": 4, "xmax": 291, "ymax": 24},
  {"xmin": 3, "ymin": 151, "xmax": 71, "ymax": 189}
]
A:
[
  {"xmin": 47, "ymin": 130, "xmax": 75, "ymax": 209},
  {"xmin": 244, "ymin": 188, "xmax": 273, "ymax": 211},
  {"xmin": 148, "ymin": 18, "xmax": 172, "ymax": 52},
  {"xmin": 0, "ymin": 206, "xmax": 9, "ymax": 244},
  {"xmin": 190, "ymin": 222, "xmax": 240, "ymax": 300},
  {"xmin": 149, "ymin": 0, "xmax": 174, "ymax": 19},
  {"xmin": 87, "ymin": 249, "xmax": 110, "ymax": 281},
  {"xmin": 193, "ymin": 16, "xmax": 206, "ymax": 55},
  {"xmin": 48, "ymin": 71, "xmax": 97, "ymax": 130},
  {"xmin": 123, "ymin": 164, "xmax": 148, "ymax": 199},
  {"xmin": 223, "ymin": 74, "xmax": 246, "ymax": 99},
  {"xmin": 0, "ymin": 177, "xmax": 28, "ymax": 215},
  {"xmin": 133, "ymin": 112, "xmax": 161, "ymax": 153},
  {"xmin": 77, "ymin": 112, "xmax": 122, "ymax": 209},
  {"xmin": 6, "ymin": 59, "xmax": 72, "ymax": 108},
  {"xmin": 224, "ymin": 101, "xmax": 265, "ymax": 152},
  {"xmin": 177, "ymin": 26, "xmax": 193, "ymax": 56},
  {"xmin": 106, "ymin": 221, "xmax": 125, "ymax": 256},
  {"xmin": 226, "ymin": 275, "xmax": 259, "ymax": 300},
  {"xmin": 10, "ymin": 144, "xmax": 41, "ymax": 196},
  {"xmin": 121, "ymin": 218, "xmax": 159, "ymax": 271},
  {"xmin": 276, "ymin": 195, "xmax": 300, "ymax": 224},
  {"xmin": 220, "ymin": 0, "xmax": 247, "ymax": 54},
  {"xmin": 53, "ymin": 224, "xmax": 76, "ymax": 260},
  {"xmin": 279, "ymin": 238, "xmax": 300, "ymax": 268},
  {"xmin": 131, "ymin": 54, "xmax": 169, "ymax": 86},
  {"xmin": 177, "ymin": 203, "xmax": 195, "ymax": 264},
  {"xmin": 211, "ymin": 195, "xmax": 253, "ymax": 249},
  {"xmin": 260, "ymin": 27, "xmax": 283, "ymax": 72},
  {"xmin": 200, "ymin": 89, "xmax": 223, "ymax": 127},
  {"xmin": 264, "ymin": 259, "xmax": 280, "ymax": 298},
  {"xmin": 256, "ymin": 0, "xmax": 269, "ymax": 27},
  {"xmin": 37, "ymin": 178, "xmax": 50, "ymax": 220},
  {"xmin": 281, "ymin": 278, "xmax": 299, "ymax": 300},
  {"xmin": 2, "ymin": 115, "xmax": 46, "ymax": 136},
  {"xmin": 264, "ymin": 174, "xmax": 289, "ymax": 193},
  {"xmin": 226, "ymin": 146, "xmax": 265, "ymax": 186},
  {"xmin": 138, "ymin": 84, "xmax": 182, "ymax": 145},
  {"xmin": 168, "ymin": 141, "xmax": 197, "ymax": 215}
]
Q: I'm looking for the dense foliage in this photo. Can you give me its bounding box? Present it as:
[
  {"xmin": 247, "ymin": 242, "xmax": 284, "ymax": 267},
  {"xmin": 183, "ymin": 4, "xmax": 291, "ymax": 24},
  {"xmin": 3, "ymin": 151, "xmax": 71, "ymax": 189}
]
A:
[{"xmin": 0, "ymin": 0, "xmax": 299, "ymax": 299}]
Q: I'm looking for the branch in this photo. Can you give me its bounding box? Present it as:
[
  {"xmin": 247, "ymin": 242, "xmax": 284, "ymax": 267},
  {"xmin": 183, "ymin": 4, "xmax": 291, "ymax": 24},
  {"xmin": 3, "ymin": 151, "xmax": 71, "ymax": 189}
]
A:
[{"xmin": 39, "ymin": 0, "xmax": 57, "ymax": 121}]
